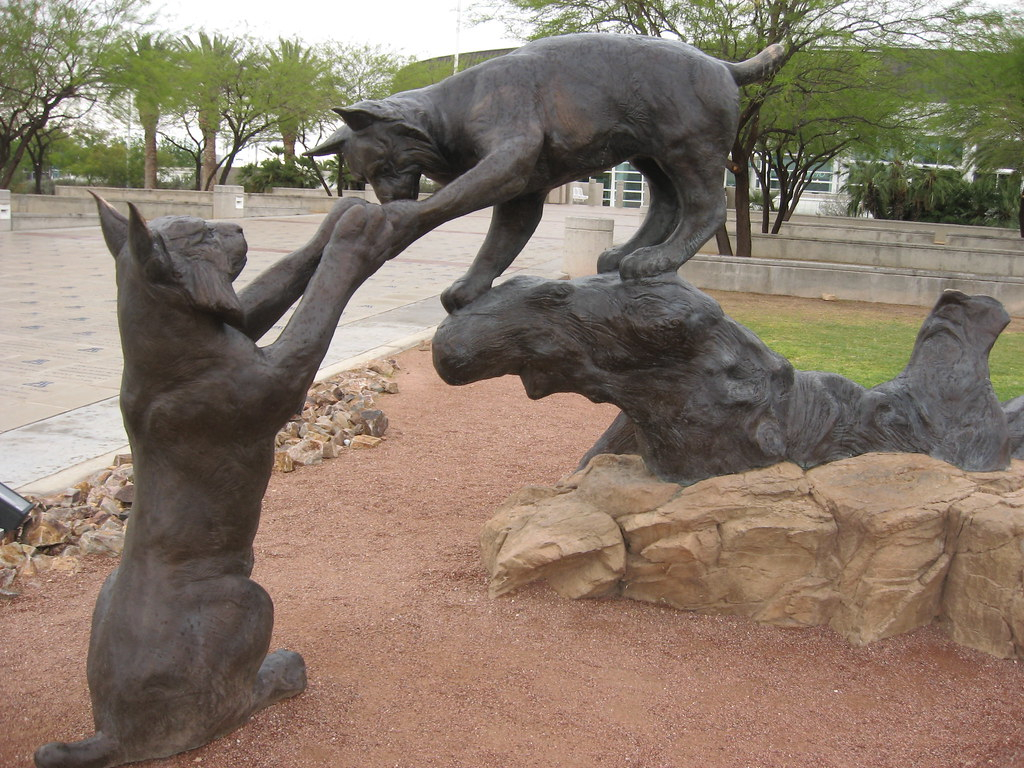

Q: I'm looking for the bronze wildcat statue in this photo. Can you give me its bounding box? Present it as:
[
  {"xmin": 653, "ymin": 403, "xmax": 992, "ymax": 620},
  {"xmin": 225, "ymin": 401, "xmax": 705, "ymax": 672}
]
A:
[
  {"xmin": 34, "ymin": 197, "xmax": 393, "ymax": 768},
  {"xmin": 308, "ymin": 33, "xmax": 784, "ymax": 311}
]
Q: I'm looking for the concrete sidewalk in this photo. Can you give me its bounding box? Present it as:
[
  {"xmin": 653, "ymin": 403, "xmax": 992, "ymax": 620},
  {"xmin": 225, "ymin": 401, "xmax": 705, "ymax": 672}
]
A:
[{"xmin": 0, "ymin": 203, "xmax": 645, "ymax": 492}]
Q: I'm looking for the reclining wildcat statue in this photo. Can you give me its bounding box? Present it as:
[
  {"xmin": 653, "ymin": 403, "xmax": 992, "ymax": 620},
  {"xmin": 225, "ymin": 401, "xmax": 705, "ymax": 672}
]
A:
[
  {"xmin": 432, "ymin": 273, "xmax": 1013, "ymax": 485},
  {"xmin": 34, "ymin": 196, "xmax": 393, "ymax": 768},
  {"xmin": 307, "ymin": 34, "xmax": 785, "ymax": 311}
]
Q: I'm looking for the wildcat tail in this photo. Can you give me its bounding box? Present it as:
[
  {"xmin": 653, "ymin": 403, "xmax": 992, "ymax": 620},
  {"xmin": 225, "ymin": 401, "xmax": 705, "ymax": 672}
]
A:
[
  {"xmin": 727, "ymin": 43, "xmax": 786, "ymax": 85},
  {"xmin": 34, "ymin": 732, "xmax": 122, "ymax": 768}
]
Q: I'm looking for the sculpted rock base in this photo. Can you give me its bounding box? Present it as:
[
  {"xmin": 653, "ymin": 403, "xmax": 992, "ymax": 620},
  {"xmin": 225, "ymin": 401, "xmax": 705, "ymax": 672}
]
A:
[{"xmin": 480, "ymin": 452, "xmax": 1024, "ymax": 659}]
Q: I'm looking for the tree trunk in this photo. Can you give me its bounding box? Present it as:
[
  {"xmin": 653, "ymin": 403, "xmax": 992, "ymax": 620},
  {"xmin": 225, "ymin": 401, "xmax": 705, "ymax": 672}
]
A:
[
  {"xmin": 141, "ymin": 116, "xmax": 159, "ymax": 189},
  {"xmin": 0, "ymin": 138, "xmax": 31, "ymax": 189},
  {"xmin": 1018, "ymin": 191, "xmax": 1023, "ymax": 238},
  {"xmin": 732, "ymin": 157, "xmax": 753, "ymax": 258},
  {"xmin": 714, "ymin": 225, "xmax": 733, "ymax": 256},
  {"xmin": 281, "ymin": 130, "xmax": 296, "ymax": 162},
  {"xmin": 199, "ymin": 112, "xmax": 218, "ymax": 191}
]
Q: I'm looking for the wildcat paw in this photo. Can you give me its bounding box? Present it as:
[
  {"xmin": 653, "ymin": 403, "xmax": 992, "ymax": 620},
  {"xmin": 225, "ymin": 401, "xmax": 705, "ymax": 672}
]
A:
[
  {"xmin": 325, "ymin": 204, "xmax": 394, "ymax": 278},
  {"xmin": 441, "ymin": 276, "xmax": 491, "ymax": 313},
  {"xmin": 596, "ymin": 244, "xmax": 629, "ymax": 274},
  {"xmin": 257, "ymin": 649, "xmax": 307, "ymax": 705},
  {"xmin": 617, "ymin": 245, "xmax": 687, "ymax": 280}
]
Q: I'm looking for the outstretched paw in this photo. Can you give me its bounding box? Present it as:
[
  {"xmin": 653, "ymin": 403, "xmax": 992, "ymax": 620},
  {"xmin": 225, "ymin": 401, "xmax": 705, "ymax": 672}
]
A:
[
  {"xmin": 441, "ymin": 276, "xmax": 492, "ymax": 313},
  {"xmin": 381, "ymin": 199, "xmax": 422, "ymax": 253},
  {"xmin": 325, "ymin": 204, "xmax": 395, "ymax": 279},
  {"xmin": 617, "ymin": 245, "xmax": 688, "ymax": 280},
  {"xmin": 596, "ymin": 245, "xmax": 629, "ymax": 274}
]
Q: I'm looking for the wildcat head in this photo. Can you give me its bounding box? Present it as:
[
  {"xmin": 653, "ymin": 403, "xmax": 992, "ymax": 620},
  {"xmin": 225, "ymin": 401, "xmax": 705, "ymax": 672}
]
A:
[{"xmin": 94, "ymin": 193, "xmax": 247, "ymax": 327}]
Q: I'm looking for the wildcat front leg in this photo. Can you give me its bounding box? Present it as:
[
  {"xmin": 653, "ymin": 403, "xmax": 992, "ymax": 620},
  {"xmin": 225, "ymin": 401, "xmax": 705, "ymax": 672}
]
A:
[
  {"xmin": 441, "ymin": 191, "xmax": 547, "ymax": 312},
  {"xmin": 263, "ymin": 204, "xmax": 394, "ymax": 386},
  {"xmin": 238, "ymin": 197, "xmax": 370, "ymax": 339}
]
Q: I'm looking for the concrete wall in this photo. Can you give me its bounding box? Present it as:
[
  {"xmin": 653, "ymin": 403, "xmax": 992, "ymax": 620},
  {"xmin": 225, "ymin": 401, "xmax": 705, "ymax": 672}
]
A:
[
  {"xmin": 11, "ymin": 185, "xmax": 354, "ymax": 229},
  {"xmin": 684, "ymin": 255, "xmax": 1024, "ymax": 316}
]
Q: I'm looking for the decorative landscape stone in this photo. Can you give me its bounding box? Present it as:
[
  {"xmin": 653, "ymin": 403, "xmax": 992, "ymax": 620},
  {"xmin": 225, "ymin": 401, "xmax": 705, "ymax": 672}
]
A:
[
  {"xmin": 481, "ymin": 452, "xmax": 1024, "ymax": 659},
  {"xmin": 2, "ymin": 362, "xmax": 398, "ymax": 592}
]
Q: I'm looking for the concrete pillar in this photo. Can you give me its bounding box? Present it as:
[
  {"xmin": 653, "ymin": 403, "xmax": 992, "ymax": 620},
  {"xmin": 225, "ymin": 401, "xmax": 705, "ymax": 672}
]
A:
[
  {"xmin": 614, "ymin": 181, "xmax": 625, "ymax": 208},
  {"xmin": 213, "ymin": 185, "xmax": 245, "ymax": 219},
  {"xmin": 563, "ymin": 216, "xmax": 614, "ymax": 278},
  {"xmin": 587, "ymin": 179, "xmax": 603, "ymax": 206},
  {"xmin": 0, "ymin": 189, "xmax": 10, "ymax": 231}
]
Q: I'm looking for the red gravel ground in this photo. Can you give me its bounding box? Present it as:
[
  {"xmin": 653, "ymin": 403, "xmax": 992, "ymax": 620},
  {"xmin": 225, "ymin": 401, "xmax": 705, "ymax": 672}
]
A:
[{"xmin": 3, "ymin": 340, "xmax": 1024, "ymax": 768}]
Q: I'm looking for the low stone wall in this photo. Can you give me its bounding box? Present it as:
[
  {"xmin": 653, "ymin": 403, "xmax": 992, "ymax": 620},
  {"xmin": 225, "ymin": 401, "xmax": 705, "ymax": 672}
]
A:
[
  {"xmin": 683, "ymin": 253, "xmax": 1024, "ymax": 315},
  {"xmin": 10, "ymin": 184, "xmax": 350, "ymax": 228},
  {"xmin": 749, "ymin": 232, "xmax": 1024, "ymax": 278},
  {"xmin": 481, "ymin": 452, "xmax": 1024, "ymax": 660}
]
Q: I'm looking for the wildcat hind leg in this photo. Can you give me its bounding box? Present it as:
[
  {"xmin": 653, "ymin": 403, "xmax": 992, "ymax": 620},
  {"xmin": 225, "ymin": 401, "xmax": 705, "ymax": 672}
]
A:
[
  {"xmin": 617, "ymin": 149, "xmax": 728, "ymax": 279},
  {"xmin": 597, "ymin": 157, "xmax": 681, "ymax": 274}
]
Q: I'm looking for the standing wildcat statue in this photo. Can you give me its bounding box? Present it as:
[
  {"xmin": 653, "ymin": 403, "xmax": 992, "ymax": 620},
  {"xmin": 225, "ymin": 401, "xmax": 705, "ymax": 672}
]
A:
[
  {"xmin": 35, "ymin": 197, "xmax": 393, "ymax": 768},
  {"xmin": 307, "ymin": 34, "xmax": 784, "ymax": 311}
]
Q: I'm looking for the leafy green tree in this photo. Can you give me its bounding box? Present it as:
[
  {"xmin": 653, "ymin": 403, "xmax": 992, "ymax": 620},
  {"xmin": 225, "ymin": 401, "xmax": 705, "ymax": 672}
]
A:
[
  {"xmin": 176, "ymin": 32, "xmax": 246, "ymax": 190},
  {"xmin": 484, "ymin": 0, "xmax": 977, "ymax": 257},
  {"xmin": 263, "ymin": 38, "xmax": 338, "ymax": 161},
  {"xmin": 752, "ymin": 47, "xmax": 923, "ymax": 233},
  {"xmin": 328, "ymin": 43, "xmax": 410, "ymax": 103},
  {"xmin": 844, "ymin": 160, "xmax": 1020, "ymax": 227},
  {"xmin": 0, "ymin": 0, "xmax": 145, "ymax": 188},
  {"xmin": 940, "ymin": 13, "xmax": 1024, "ymax": 235},
  {"xmin": 105, "ymin": 32, "xmax": 183, "ymax": 189},
  {"xmin": 45, "ymin": 127, "xmax": 138, "ymax": 187},
  {"xmin": 237, "ymin": 147, "xmax": 327, "ymax": 192}
]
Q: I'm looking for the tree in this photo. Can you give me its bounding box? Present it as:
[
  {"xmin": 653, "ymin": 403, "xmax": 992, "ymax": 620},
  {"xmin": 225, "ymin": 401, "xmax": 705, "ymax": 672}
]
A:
[
  {"xmin": 940, "ymin": 13, "xmax": 1024, "ymax": 235},
  {"xmin": 328, "ymin": 43, "xmax": 410, "ymax": 103},
  {"xmin": 0, "ymin": 0, "xmax": 145, "ymax": 188},
  {"xmin": 105, "ymin": 32, "xmax": 183, "ymax": 189},
  {"xmin": 177, "ymin": 32, "xmax": 246, "ymax": 191},
  {"xmin": 752, "ymin": 46, "xmax": 921, "ymax": 233},
  {"xmin": 237, "ymin": 147, "xmax": 328, "ymax": 192},
  {"xmin": 485, "ymin": 0, "xmax": 977, "ymax": 257},
  {"xmin": 844, "ymin": 159, "xmax": 1020, "ymax": 227},
  {"xmin": 263, "ymin": 38, "xmax": 338, "ymax": 161}
]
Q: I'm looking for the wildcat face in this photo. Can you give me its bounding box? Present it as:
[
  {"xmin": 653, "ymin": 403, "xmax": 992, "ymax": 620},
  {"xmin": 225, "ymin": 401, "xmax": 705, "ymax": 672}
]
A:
[
  {"xmin": 153, "ymin": 216, "xmax": 249, "ymax": 282},
  {"xmin": 342, "ymin": 125, "xmax": 424, "ymax": 203}
]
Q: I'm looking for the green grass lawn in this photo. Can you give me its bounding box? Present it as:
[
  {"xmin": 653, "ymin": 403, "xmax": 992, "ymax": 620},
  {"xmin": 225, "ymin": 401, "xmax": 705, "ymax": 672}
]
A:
[{"xmin": 713, "ymin": 293, "xmax": 1024, "ymax": 403}]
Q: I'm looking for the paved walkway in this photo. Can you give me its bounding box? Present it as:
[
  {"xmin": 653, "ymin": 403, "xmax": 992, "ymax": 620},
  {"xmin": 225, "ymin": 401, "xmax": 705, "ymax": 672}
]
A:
[{"xmin": 0, "ymin": 203, "xmax": 645, "ymax": 492}]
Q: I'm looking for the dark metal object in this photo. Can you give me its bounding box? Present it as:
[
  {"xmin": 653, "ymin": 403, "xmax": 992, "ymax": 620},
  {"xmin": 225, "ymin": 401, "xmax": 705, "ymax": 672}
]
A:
[
  {"xmin": 35, "ymin": 196, "xmax": 393, "ymax": 768},
  {"xmin": 0, "ymin": 481, "xmax": 33, "ymax": 533},
  {"xmin": 433, "ymin": 274, "xmax": 1011, "ymax": 485},
  {"xmin": 306, "ymin": 34, "xmax": 784, "ymax": 312}
]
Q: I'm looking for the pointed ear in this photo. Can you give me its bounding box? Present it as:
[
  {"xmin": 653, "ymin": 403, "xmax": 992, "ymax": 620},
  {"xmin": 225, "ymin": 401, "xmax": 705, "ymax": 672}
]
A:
[
  {"xmin": 304, "ymin": 125, "xmax": 351, "ymax": 157},
  {"xmin": 91, "ymin": 192, "xmax": 128, "ymax": 257},
  {"xmin": 336, "ymin": 100, "xmax": 402, "ymax": 131},
  {"xmin": 127, "ymin": 203, "xmax": 154, "ymax": 266}
]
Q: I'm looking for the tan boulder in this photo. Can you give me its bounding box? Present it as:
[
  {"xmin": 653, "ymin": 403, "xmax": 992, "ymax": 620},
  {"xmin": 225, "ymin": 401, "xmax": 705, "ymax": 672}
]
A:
[
  {"xmin": 481, "ymin": 453, "xmax": 1024, "ymax": 659},
  {"xmin": 21, "ymin": 511, "xmax": 72, "ymax": 548},
  {"xmin": 943, "ymin": 490, "xmax": 1024, "ymax": 658},
  {"xmin": 562, "ymin": 454, "xmax": 680, "ymax": 519},
  {"xmin": 808, "ymin": 453, "xmax": 977, "ymax": 644},
  {"xmin": 480, "ymin": 494, "xmax": 625, "ymax": 599},
  {"xmin": 618, "ymin": 462, "xmax": 839, "ymax": 626}
]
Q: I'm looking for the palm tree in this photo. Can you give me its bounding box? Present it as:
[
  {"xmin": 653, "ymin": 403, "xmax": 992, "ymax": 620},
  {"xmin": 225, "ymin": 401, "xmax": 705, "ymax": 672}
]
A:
[
  {"xmin": 179, "ymin": 32, "xmax": 244, "ymax": 191},
  {"xmin": 107, "ymin": 32, "xmax": 182, "ymax": 189},
  {"xmin": 264, "ymin": 38, "xmax": 337, "ymax": 162}
]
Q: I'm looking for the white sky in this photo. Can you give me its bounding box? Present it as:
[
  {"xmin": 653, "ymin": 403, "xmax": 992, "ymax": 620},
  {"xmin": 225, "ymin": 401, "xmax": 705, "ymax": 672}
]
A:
[{"xmin": 152, "ymin": 0, "xmax": 525, "ymax": 61}]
